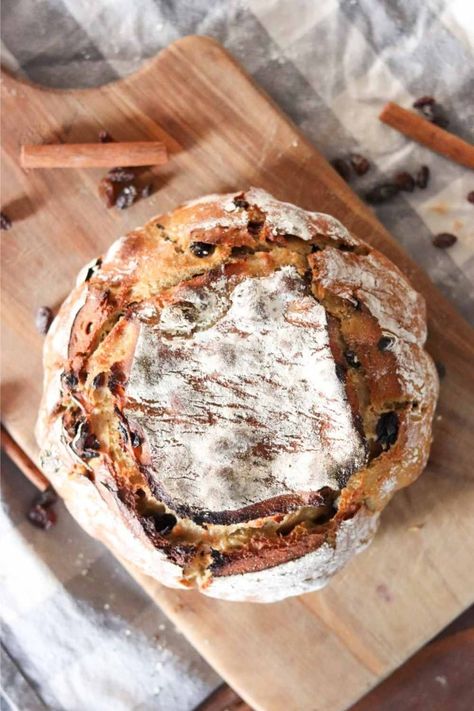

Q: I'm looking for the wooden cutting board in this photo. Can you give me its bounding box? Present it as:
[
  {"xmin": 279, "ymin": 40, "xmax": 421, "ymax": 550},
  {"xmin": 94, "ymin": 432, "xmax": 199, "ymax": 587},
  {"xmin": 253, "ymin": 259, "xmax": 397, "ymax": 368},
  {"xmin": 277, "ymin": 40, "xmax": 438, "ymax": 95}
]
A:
[{"xmin": 2, "ymin": 36, "xmax": 474, "ymax": 711}]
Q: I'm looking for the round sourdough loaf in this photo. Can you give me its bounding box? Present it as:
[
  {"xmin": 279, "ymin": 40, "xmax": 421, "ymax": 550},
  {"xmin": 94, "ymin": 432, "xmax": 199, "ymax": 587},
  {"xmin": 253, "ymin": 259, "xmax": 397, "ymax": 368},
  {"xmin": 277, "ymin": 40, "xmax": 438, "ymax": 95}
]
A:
[{"xmin": 36, "ymin": 188, "xmax": 438, "ymax": 602}]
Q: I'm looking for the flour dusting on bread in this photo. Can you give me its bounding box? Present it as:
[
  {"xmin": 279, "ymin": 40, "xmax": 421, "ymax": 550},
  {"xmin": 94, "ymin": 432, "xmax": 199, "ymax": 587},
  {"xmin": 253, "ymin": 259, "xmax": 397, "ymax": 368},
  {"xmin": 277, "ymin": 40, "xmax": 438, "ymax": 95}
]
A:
[{"xmin": 36, "ymin": 187, "xmax": 438, "ymax": 602}]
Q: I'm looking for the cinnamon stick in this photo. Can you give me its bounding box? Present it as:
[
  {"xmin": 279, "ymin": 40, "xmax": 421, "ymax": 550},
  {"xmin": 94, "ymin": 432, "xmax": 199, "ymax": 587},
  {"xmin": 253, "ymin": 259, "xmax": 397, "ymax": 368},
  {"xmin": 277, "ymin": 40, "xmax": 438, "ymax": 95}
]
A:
[
  {"xmin": 21, "ymin": 141, "xmax": 168, "ymax": 169},
  {"xmin": 1, "ymin": 425, "xmax": 49, "ymax": 491},
  {"xmin": 379, "ymin": 102, "xmax": 474, "ymax": 170}
]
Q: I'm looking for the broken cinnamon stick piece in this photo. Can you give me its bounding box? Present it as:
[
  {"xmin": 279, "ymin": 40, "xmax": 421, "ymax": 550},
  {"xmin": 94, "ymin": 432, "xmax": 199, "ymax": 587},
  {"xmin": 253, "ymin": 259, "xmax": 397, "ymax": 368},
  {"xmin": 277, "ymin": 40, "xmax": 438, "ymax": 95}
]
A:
[
  {"xmin": 379, "ymin": 102, "xmax": 474, "ymax": 170},
  {"xmin": 21, "ymin": 141, "xmax": 168, "ymax": 169}
]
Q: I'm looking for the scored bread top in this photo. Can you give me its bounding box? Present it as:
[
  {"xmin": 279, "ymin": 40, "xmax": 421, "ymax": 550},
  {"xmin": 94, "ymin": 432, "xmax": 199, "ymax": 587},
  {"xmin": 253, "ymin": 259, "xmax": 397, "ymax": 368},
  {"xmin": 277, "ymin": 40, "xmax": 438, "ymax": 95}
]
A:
[
  {"xmin": 37, "ymin": 187, "xmax": 438, "ymax": 598},
  {"xmin": 126, "ymin": 267, "xmax": 366, "ymax": 519}
]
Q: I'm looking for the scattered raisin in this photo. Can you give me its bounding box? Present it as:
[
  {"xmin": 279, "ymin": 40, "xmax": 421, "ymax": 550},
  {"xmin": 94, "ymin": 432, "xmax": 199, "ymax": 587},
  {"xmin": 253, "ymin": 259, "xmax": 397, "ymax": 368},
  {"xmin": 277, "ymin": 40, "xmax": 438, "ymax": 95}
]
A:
[
  {"xmin": 0, "ymin": 212, "xmax": 12, "ymax": 230},
  {"xmin": 98, "ymin": 178, "xmax": 117, "ymax": 208},
  {"xmin": 467, "ymin": 191, "xmax": 474, "ymax": 204},
  {"xmin": 141, "ymin": 183, "xmax": 152, "ymax": 199},
  {"xmin": 35, "ymin": 306, "xmax": 53, "ymax": 335},
  {"xmin": 350, "ymin": 153, "xmax": 370, "ymax": 176},
  {"xmin": 37, "ymin": 487, "xmax": 58, "ymax": 508},
  {"xmin": 115, "ymin": 185, "xmax": 137, "ymax": 210},
  {"xmin": 27, "ymin": 487, "xmax": 58, "ymax": 531},
  {"xmin": 376, "ymin": 411, "xmax": 399, "ymax": 451},
  {"xmin": 332, "ymin": 158, "xmax": 351, "ymax": 182},
  {"xmin": 28, "ymin": 504, "xmax": 57, "ymax": 530},
  {"xmin": 378, "ymin": 335, "xmax": 395, "ymax": 351},
  {"xmin": 414, "ymin": 98, "xmax": 449, "ymax": 127},
  {"xmin": 415, "ymin": 165, "xmax": 430, "ymax": 189},
  {"xmin": 394, "ymin": 172, "xmax": 415, "ymax": 192},
  {"xmin": 335, "ymin": 363, "xmax": 346, "ymax": 382},
  {"xmin": 233, "ymin": 196, "xmax": 249, "ymax": 209},
  {"xmin": 345, "ymin": 350, "xmax": 360, "ymax": 368},
  {"xmin": 98, "ymin": 130, "xmax": 112, "ymax": 143},
  {"xmin": 190, "ymin": 242, "xmax": 216, "ymax": 257},
  {"xmin": 365, "ymin": 184, "xmax": 399, "ymax": 204},
  {"xmin": 432, "ymin": 233, "xmax": 457, "ymax": 249},
  {"xmin": 311, "ymin": 244, "xmax": 321, "ymax": 253},
  {"xmin": 413, "ymin": 96, "xmax": 435, "ymax": 109},
  {"xmin": 107, "ymin": 167, "xmax": 136, "ymax": 183},
  {"xmin": 435, "ymin": 361, "xmax": 446, "ymax": 379}
]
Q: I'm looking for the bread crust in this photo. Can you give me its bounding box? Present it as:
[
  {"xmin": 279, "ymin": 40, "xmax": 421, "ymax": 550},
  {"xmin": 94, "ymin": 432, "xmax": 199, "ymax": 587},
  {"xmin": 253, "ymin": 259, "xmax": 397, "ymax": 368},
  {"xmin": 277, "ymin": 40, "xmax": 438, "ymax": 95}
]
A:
[{"xmin": 37, "ymin": 188, "xmax": 438, "ymax": 602}]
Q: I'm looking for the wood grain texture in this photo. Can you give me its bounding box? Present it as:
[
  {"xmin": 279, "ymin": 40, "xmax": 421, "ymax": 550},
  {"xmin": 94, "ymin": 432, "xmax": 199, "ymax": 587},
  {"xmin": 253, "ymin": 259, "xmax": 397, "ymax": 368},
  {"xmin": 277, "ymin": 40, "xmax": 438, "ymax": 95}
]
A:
[{"xmin": 1, "ymin": 36, "xmax": 474, "ymax": 711}]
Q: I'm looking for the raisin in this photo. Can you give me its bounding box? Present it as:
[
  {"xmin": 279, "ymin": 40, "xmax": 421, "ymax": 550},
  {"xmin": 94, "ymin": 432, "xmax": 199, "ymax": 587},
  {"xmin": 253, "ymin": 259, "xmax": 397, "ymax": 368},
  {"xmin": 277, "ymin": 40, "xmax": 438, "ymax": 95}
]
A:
[
  {"xmin": 233, "ymin": 196, "xmax": 249, "ymax": 209},
  {"xmin": 378, "ymin": 335, "xmax": 395, "ymax": 351},
  {"xmin": 28, "ymin": 504, "xmax": 57, "ymax": 530},
  {"xmin": 311, "ymin": 244, "xmax": 321, "ymax": 252},
  {"xmin": 350, "ymin": 153, "xmax": 370, "ymax": 176},
  {"xmin": 98, "ymin": 130, "xmax": 112, "ymax": 143},
  {"xmin": 131, "ymin": 431, "xmax": 142, "ymax": 448},
  {"xmin": 416, "ymin": 100, "xmax": 449, "ymax": 127},
  {"xmin": 413, "ymin": 96, "xmax": 435, "ymax": 109},
  {"xmin": 345, "ymin": 350, "xmax": 360, "ymax": 368},
  {"xmin": 365, "ymin": 184, "xmax": 399, "ymax": 204},
  {"xmin": 107, "ymin": 167, "xmax": 136, "ymax": 183},
  {"xmin": 73, "ymin": 421, "xmax": 100, "ymax": 458},
  {"xmin": 467, "ymin": 191, "xmax": 474, "ymax": 204},
  {"xmin": 210, "ymin": 549, "xmax": 226, "ymax": 567},
  {"xmin": 394, "ymin": 172, "xmax": 415, "ymax": 192},
  {"xmin": 38, "ymin": 487, "xmax": 58, "ymax": 508},
  {"xmin": 432, "ymin": 233, "xmax": 457, "ymax": 249},
  {"xmin": 247, "ymin": 221, "xmax": 264, "ymax": 235},
  {"xmin": 109, "ymin": 364, "xmax": 126, "ymax": 394},
  {"xmin": 35, "ymin": 306, "xmax": 53, "ymax": 335},
  {"xmin": 61, "ymin": 370, "xmax": 78, "ymax": 390},
  {"xmin": 435, "ymin": 361, "xmax": 446, "ymax": 379},
  {"xmin": 92, "ymin": 372, "xmax": 106, "ymax": 388},
  {"xmin": 27, "ymin": 487, "xmax": 58, "ymax": 531},
  {"xmin": 376, "ymin": 411, "xmax": 399, "ymax": 451},
  {"xmin": 98, "ymin": 178, "xmax": 116, "ymax": 208},
  {"xmin": 190, "ymin": 242, "xmax": 216, "ymax": 257},
  {"xmin": 117, "ymin": 419, "xmax": 129, "ymax": 442},
  {"xmin": 332, "ymin": 158, "xmax": 351, "ymax": 181},
  {"xmin": 115, "ymin": 184, "xmax": 137, "ymax": 209},
  {"xmin": 335, "ymin": 363, "xmax": 346, "ymax": 382},
  {"xmin": 0, "ymin": 211, "xmax": 12, "ymax": 230},
  {"xmin": 140, "ymin": 183, "xmax": 152, "ymax": 199},
  {"xmin": 149, "ymin": 512, "xmax": 177, "ymax": 535},
  {"xmin": 415, "ymin": 165, "xmax": 430, "ymax": 189},
  {"xmin": 85, "ymin": 258, "xmax": 102, "ymax": 282}
]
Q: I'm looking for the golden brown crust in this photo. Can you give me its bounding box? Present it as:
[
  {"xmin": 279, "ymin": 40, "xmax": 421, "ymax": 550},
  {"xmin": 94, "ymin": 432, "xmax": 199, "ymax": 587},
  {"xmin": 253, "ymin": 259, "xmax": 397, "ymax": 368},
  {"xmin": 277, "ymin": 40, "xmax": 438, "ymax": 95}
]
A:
[{"xmin": 37, "ymin": 188, "xmax": 438, "ymax": 602}]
